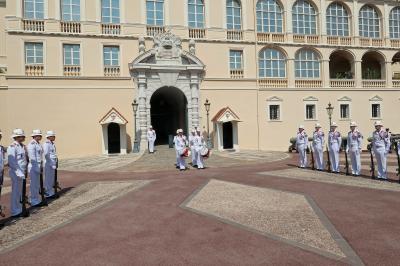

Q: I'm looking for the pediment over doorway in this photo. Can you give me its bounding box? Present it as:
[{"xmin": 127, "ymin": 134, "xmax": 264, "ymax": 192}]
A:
[
  {"xmin": 99, "ymin": 107, "xmax": 128, "ymax": 125},
  {"xmin": 212, "ymin": 107, "xmax": 241, "ymax": 123}
]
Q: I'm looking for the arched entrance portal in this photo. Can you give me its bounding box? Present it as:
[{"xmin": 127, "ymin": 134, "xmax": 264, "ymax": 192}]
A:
[
  {"xmin": 223, "ymin": 122, "xmax": 233, "ymax": 149},
  {"xmin": 107, "ymin": 123, "xmax": 121, "ymax": 154},
  {"xmin": 151, "ymin": 87, "xmax": 188, "ymax": 144}
]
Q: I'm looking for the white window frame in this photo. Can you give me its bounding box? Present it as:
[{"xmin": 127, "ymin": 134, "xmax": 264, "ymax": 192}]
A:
[
  {"xmin": 359, "ymin": 5, "xmax": 380, "ymax": 38},
  {"xmin": 303, "ymin": 97, "xmax": 318, "ymax": 121},
  {"xmin": 266, "ymin": 96, "xmax": 283, "ymax": 122},
  {"xmin": 229, "ymin": 49, "xmax": 243, "ymax": 70},
  {"xmin": 25, "ymin": 42, "xmax": 44, "ymax": 65},
  {"xmin": 326, "ymin": 2, "xmax": 350, "ymax": 37},
  {"xmin": 101, "ymin": 0, "xmax": 120, "ymax": 24},
  {"xmin": 339, "ymin": 103, "xmax": 350, "ymax": 120},
  {"xmin": 369, "ymin": 96, "xmax": 383, "ymax": 120},
  {"xmin": 188, "ymin": 0, "xmax": 205, "ymax": 28},
  {"xmin": 146, "ymin": 0, "xmax": 164, "ymax": 26},
  {"xmin": 63, "ymin": 43, "xmax": 81, "ymax": 66},
  {"xmin": 370, "ymin": 103, "xmax": 382, "ymax": 119},
  {"xmin": 103, "ymin": 45, "xmax": 120, "ymax": 66},
  {"xmin": 23, "ymin": 0, "xmax": 45, "ymax": 19},
  {"xmin": 61, "ymin": 0, "xmax": 81, "ymax": 22},
  {"xmin": 256, "ymin": 0, "xmax": 283, "ymax": 33}
]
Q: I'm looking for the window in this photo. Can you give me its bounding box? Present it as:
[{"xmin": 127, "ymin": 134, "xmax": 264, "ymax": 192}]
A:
[
  {"xmin": 229, "ymin": 50, "xmax": 243, "ymax": 70},
  {"xmin": 340, "ymin": 104, "xmax": 350, "ymax": 119},
  {"xmin": 292, "ymin": 0, "xmax": 317, "ymax": 35},
  {"xmin": 269, "ymin": 105, "xmax": 280, "ymax": 120},
  {"xmin": 256, "ymin": 0, "xmax": 283, "ymax": 33},
  {"xmin": 371, "ymin": 104, "xmax": 381, "ymax": 118},
  {"xmin": 188, "ymin": 0, "xmax": 205, "ymax": 28},
  {"xmin": 295, "ymin": 49, "xmax": 320, "ymax": 78},
  {"xmin": 103, "ymin": 46, "xmax": 119, "ymax": 66},
  {"xmin": 326, "ymin": 2, "xmax": 349, "ymax": 36},
  {"xmin": 25, "ymin": 43, "xmax": 43, "ymax": 64},
  {"xmin": 389, "ymin": 7, "xmax": 400, "ymax": 39},
  {"xmin": 259, "ymin": 48, "xmax": 286, "ymax": 78},
  {"xmin": 63, "ymin": 44, "xmax": 80, "ymax": 65},
  {"xmin": 146, "ymin": 0, "xmax": 164, "ymax": 26},
  {"xmin": 24, "ymin": 0, "xmax": 44, "ymax": 19},
  {"xmin": 102, "ymin": 0, "xmax": 120, "ymax": 24},
  {"xmin": 62, "ymin": 0, "xmax": 80, "ymax": 21},
  {"xmin": 227, "ymin": 0, "xmax": 241, "ymax": 30},
  {"xmin": 305, "ymin": 104, "xmax": 316, "ymax": 120},
  {"xmin": 359, "ymin": 5, "xmax": 380, "ymax": 38}
]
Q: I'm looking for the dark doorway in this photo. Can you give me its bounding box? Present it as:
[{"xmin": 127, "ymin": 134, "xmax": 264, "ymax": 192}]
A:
[
  {"xmin": 108, "ymin": 123, "xmax": 121, "ymax": 154},
  {"xmin": 223, "ymin": 122, "xmax": 233, "ymax": 149},
  {"xmin": 150, "ymin": 87, "xmax": 187, "ymax": 145}
]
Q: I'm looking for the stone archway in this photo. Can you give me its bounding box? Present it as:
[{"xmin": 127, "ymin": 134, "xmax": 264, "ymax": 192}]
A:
[{"xmin": 129, "ymin": 31, "xmax": 205, "ymax": 151}]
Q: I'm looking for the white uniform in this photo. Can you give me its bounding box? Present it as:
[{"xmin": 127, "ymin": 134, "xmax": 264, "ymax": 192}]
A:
[
  {"xmin": 296, "ymin": 131, "xmax": 308, "ymax": 168},
  {"xmin": 312, "ymin": 130, "xmax": 325, "ymax": 170},
  {"xmin": 328, "ymin": 130, "xmax": 342, "ymax": 173},
  {"xmin": 346, "ymin": 130, "xmax": 363, "ymax": 175},
  {"xmin": 372, "ymin": 129, "xmax": 390, "ymax": 179},
  {"xmin": 0, "ymin": 145, "xmax": 5, "ymax": 187},
  {"xmin": 7, "ymin": 142, "xmax": 28, "ymax": 216},
  {"xmin": 174, "ymin": 135, "xmax": 187, "ymax": 170},
  {"xmin": 43, "ymin": 140, "xmax": 57, "ymax": 197},
  {"xmin": 194, "ymin": 135, "xmax": 205, "ymax": 169},
  {"xmin": 189, "ymin": 134, "xmax": 197, "ymax": 166},
  {"xmin": 147, "ymin": 129, "xmax": 156, "ymax": 153},
  {"xmin": 27, "ymin": 139, "xmax": 43, "ymax": 206}
]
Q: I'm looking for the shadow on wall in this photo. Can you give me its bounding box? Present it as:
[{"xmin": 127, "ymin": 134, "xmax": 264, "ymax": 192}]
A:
[{"xmin": 126, "ymin": 133, "xmax": 132, "ymax": 153}]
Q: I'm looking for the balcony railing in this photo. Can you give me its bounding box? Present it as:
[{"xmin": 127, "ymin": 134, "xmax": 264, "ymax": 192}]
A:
[
  {"xmin": 293, "ymin": 35, "xmax": 319, "ymax": 44},
  {"xmin": 327, "ymin": 36, "xmax": 352, "ymax": 46},
  {"xmin": 23, "ymin": 19, "xmax": 44, "ymax": 32},
  {"xmin": 391, "ymin": 40, "xmax": 400, "ymax": 48},
  {"xmin": 104, "ymin": 66, "xmax": 120, "ymax": 77},
  {"xmin": 295, "ymin": 79, "xmax": 322, "ymax": 88},
  {"xmin": 393, "ymin": 80, "xmax": 400, "ymax": 88},
  {"xmin": 330, "ymin": 79, "xmax": 355, "ymax": 88},
  {"xmin": 61, "ymin": 21, "xmax": 81, "ymax": 33},
  {"xmin": 257, "ymin": 33, "xmax": 285, "ymax": 42},
  {"xmin": 102, "ymin": 24, "xmax": 121, "ymax": 35},
  {"xmin": 230, "ymin": 69, "xmax": 243, "ymax": 79},
  {"xmin": 64, "ymin": 65, "xmax": 81, "ymax": 76},
  {"xmin": 25, "ymin": 65, "xmax": 44, "ymax": 76},
  {"xmin": 227, "ymin": 30, "xmax": 243, "ymax": 41},
  {"xmin": 362, "ymin": 80, "xmax": 386, "ymax": 88},
  {"xmin": 146, "ymin": 25, "xmax": 165, "ymax": 37},
  {"xmin": 360, "ymin": 38, "xmax": 383, "ymax": 47},
  {"xmin": 189, "ymin": 28, "xmax": 206, "ymax": 39},
  {"xmin": 258, "ymin": 78, "xmax": 288, "ymax": 88}
]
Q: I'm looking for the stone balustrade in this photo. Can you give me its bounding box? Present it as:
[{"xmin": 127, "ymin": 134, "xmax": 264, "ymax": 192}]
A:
[
  {"xmin": 101, "ymin": 24, "xmax": 121, "ymax": 35},
  {"xmin": 61, "ymin": 21, "xmax": 81, "ymax": 33},
  {"xmin": 258, "ymin": 78, "xmax": 288, "ymax": 88},
  {"xmin": 330, "ymin": 79, "xmax": 355, "ymax": 88},
  {"xmin": 327, "ymin": 36, "xmax": 352, "ymax": 45},
  {"xmin": 392, "ymin": 80, "xmax": 400, "ymax": 88},
  {"xmin": 362, "ymin": 80, "xmax": 386, "ymax": 88},
  {"xmin": 295, "ymin": 79, "xmax": 322, "ymax": 88},
  {"xmin": 23, "ymin": 19, "xmax": 44, "ymax": 32},
  {"xmin": 189, "ymin": 28, "xmax": 206, "ymax": 39},
  {"xmin": 63, "ymin": 65, "xmax": 81, "ymax": 76},
  {"xmin": 230, "ymin": 69, "xmax": 244, "ymax": 79},
  {"xmin": 25, "ymin": 65, "xmax": 44, "ymax": 76},
  {"xmin": 104, "ymin": 66, "xmax": 120, "ymax": 77},
  {"xmin": 146, "ymin": 25, "xmax": 165, "ymax": 37},
  {"xmin": 227, "ymin": 30, "xmax": 243, "ymax": 41}
]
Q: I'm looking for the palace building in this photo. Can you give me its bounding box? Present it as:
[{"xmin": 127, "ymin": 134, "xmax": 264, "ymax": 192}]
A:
[{"xmin": 0, "ymin": 0, "xmax": 399, "ymax": 158}]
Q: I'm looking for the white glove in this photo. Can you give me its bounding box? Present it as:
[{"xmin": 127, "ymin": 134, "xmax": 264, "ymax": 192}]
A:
[
  {"xmin": 345, "ymin": 148, "xmax": 349, "ymax": 153},
  {"xmin": 52, "ymin": 165, "xmax": 56, "ymax": 170}
]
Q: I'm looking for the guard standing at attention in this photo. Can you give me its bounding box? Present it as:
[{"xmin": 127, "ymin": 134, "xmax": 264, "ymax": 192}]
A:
[
  {"xmin": 312, "ymin": 123, "xmax": 325, "ymax": 170},
  {"xmin": 328, "ymin": 122, "xmax": 342, "ymax": 173},
  {"xmin": 147, "ymin": 126, "xmax": 156, "ymax": 153},
  {"xmin": 296, "ymin": 125, "xmax": 308, "ymax": 168},
  {"xmin": 43, "ymin": 131, "xmax": 58, "ymax": 197},
  {"xmin": 27, "ymin": 129, "xmax": 43, "ymax": 207},
  {"xmin": 371, "ymin": 121, "xmax": 390, "ymax": 180},
  {"xmin": 346, "ymin": 122, "xmax": 363, "ymax": 176}
]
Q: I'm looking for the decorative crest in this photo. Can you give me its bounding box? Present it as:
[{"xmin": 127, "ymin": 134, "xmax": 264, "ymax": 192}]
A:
[{"xmin": 153, "ymin": 29, "xmax": 182, "ymax": 60}]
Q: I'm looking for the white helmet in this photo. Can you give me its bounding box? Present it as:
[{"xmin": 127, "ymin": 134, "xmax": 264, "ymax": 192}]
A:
[
  {"xmin": 331, "ymin": 122, "xmax": 338, "ymax": 127},
  {"xmin": 298, "ymin": 125, "xmax": 305, "ymax": 129},
  {"xmin": 12, "ymin": 128, "xmax": 25, "ymax": 138},
  {"xmin": 315, "ymin": 123, "xmax": 321, "ymax": 128},
  {"xmin": 31, "ymin": 129, "xmax": 42, "ymax": 137},
  {"xmin": 374, "ymin": 121, "xmax": 383, "ymax": 127},
  {"xmin": 350, "ymin": 121, "xmax": 357, "ymax": 127},
  {"xmin": 46, "ymin": 130, "xmax": 56, "ymax": 137}
]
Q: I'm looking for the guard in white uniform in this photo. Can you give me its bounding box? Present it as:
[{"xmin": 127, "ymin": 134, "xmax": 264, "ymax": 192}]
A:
[
  {"xmin": 43, "ymin": 131, "xmax": 58, "ymax": 197},
  {"xmin": 147, "ymin": 126, "xmax": 156, "ymax": 153},
  {"xmin": 174, "ymin": 129, "xmax": 187, "ymax": 171},
  {"xmin": 346, "ymin": 122, "xmax": 363, "ymax": 176},
  {"xmin": 296, "ymin": 125, "xmax": 308, "ymax": 168},
  {"xmin": 194, "ymin": 129, "xmax": 205, "ymax": 169},
  {"xmin": 371, "ymin": 121, "xmax": 390, "ymax": 180},
  {"xmin": 7, "ymin": 129, "xmax": 28, "ymax": 217},
  {"xmin": 27, "ymin": 129, "xmax": 43, "ymax": 206},
  {"xmin": 189, "ymin": 129, "xmax": 197, "ymax": 167},
  {"xmin": 312, "ymin": 123, "xmax": 325, "ymax": 170},
  {"xmin": 328, "ymin": 122, "xmax": 342, "ymax": 173}
]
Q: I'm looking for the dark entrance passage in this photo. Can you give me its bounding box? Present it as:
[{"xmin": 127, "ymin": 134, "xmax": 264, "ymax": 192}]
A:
[
  {"xmin": 150, "ymin": 87, "xmax": 187, "ymax": 145},
  {"xmin": 107, "ymin": 123, "xmax": 121, "ymax": 154},
  {"xmin": 223, "ymin": 122, "xmax": 233, "ymax": 149}
]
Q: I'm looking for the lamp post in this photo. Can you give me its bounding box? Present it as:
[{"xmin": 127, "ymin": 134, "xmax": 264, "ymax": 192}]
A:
[
  {"xmin": 132, "ymin": 99, "xmax": 139, "ymax": 153},
  {"xmin": 326, "ymin": 102, "xmax": 334, "ymax": 128},
  {"xmin": 204, "ymin": 99, "xmax": 211, "ymax": 148}
]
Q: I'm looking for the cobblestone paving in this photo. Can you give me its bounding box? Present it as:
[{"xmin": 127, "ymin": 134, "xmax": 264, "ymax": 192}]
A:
[
  {"xmin": 183, "ymin": 179, "xmax": 355, "ymax": 262},
  {"xmin": 0, "ymin": 180, "xmax": 150, "ymax": 253},
  {"xmin": 260, "ymin": 168, "xmax": 400, "ymax": 192}
]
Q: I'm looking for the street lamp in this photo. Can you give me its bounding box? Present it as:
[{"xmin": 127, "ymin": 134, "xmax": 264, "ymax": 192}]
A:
[
  {"xmin": 132, "ymin": 99, "xmax": 139, "ymax": 153},
  {"xmin": 326, "ymin": 102, "xmax": 334, "ymax": 127},
  {"xmin": 204, "ymin": 99, "xmax": 212, "ymax": 148}
]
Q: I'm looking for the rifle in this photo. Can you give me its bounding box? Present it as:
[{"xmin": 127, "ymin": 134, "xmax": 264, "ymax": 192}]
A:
[
  {"xmin": 368, "ymin": 144, "xmax": 376, "ymax": 179},
  {"xmin": 326, "ymin": 145, "xmax": 331, "ymax": 172},
  {"xmin": 39, "ymin": 161, "xmax": 47, "ymax": 206},
  {"xmin": 309, "ymin": 145, "xmax": 315, "ymax": 170},
  {"xmin": 344, "ymin": 150, "xmax": 350, "ymax": 176},
  {"xmin": 394, "ymin": 141, "xmax": 400, "ymax": 183},
  {"xmin": 0, "ymin": 168, "xmax": 5, "ymax": 217},
  {"xmin": 21, "ymin": 156, "xmax": 30, "ymax": 217},
  {"xmin": 53, "ymin": 159, "xmax": 61, "ymax": 198}
]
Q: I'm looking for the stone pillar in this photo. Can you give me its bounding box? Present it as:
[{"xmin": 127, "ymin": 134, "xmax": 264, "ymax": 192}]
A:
[
  {"xmin": 190, "ymin": 72, "xmax": 200, "ymax": 129},
  {"xmin": 285, "ymin": 0, "xmax": 293, "ymax": 42},
  {"xmin": 386, "ymin": 61, "xmax": 393, "ymax": 88},
  {"xmin": 383, "ymin": 2, "xmax": 389, "ymax": 45},
  {"xmin": 353, "ymin": 0, "xmax": 359, "ymax": 45},
  {"xmin": 322, "ymin": 59, "xmax": 330, "ymax": 88},
  {"xmin": 319, "ymin": 0, "xmax": 326, "ymax": 43},
  {"xmin": 287, "ymin": 58, "xmax": 295, "ymax": 88},
  {"xmin": 137, "ymin": 72, "xmax": 148, "ymax": 150},
  {"xmin": 354, "ymin": 60, "xmax": 362, "ymax": 88}
]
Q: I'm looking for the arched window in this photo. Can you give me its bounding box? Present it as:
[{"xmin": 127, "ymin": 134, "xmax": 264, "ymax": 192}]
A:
[
  {"xmin": 389, "ymin": 7, "xmax": 400, "ymax": 39},
  {"xmin": 295, "ymin": 49, "xmax": 320, "ymax": 78},
  {"xmin": 359, "ymin": 5, "xmax": 380, "ymax": 38},
  {"xmin": 292, "ymin": 0, "xmax": 317, "ymax": 35},
  {"xmin": 256, "ymin": 0, "xmax": 283, "ymax": 33},
  {"xmin": 188, "ymin": 0, "xmax": 205, "ymax": 28},
  {"xmin": 326, "ymin": 2, "xmax": 349, "ymax": 36},
  {"xmin": 146, "ymin": 0, "xmax": 164, "ymax": 26},
  {"xmin": 259, "ymin": 48, "xmax": 286, "ymax": 78},
  {"xmin": 226, "ymin": 0, "xmax": 242, "ymax": 30}
]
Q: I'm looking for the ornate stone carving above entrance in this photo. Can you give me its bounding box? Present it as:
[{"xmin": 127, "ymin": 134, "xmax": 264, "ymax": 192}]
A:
[{"xmin": 153, "ymin": 30, "xmax": 182, "ymax": 62}]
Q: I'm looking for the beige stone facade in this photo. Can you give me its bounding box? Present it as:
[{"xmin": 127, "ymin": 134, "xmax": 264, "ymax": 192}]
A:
[{"xmin": 0, "ymin": 0, "xmax": 399, "ymax": 158}]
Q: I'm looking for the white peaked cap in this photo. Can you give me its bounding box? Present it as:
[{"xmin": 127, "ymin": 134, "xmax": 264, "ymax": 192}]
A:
[
  {"xmin": 176, "ymin": 129, "xmax": 180, "ymax": 134},
  {"xmin": 0, "ymin": 129, "xmax": 2, "ymax": 135},
  {"xmin": 191, "ymin": 128, "xmax": 196, "ymax": 133},
  {"xmin": 374, "ymin": 120, "xmax": 383, "ymax": 127},
  {"xmin": 31, "ymin": 129, "xmax": 42, "ymax": 137},
  {"xmin": 12, "ymin": 128, "xmax": 25, "ymax": 138},
  {"xmin": 350, "ymin": 121, "xmax": 357, "ymax": 127},
  {"xmin": 178, "ymin": 129, "xmax": 183, "ymax": 133},
  {"xmin": 149, "ymin": 125, "xmax": 153, "ymax": 128},
  {"xmin": 46, "ymin": 130, "xmax": 56, "ymax": 137},
  {"xmin": 298, "ymin": 125, "xmax": 304, "ymax": 129},
  {"xmin": 315, "ymin": 123, "xmax": 321, "ymax": 128},
  {"xmin": 331, "ymin": 122, "xmax": 338, "ymax": 127}
]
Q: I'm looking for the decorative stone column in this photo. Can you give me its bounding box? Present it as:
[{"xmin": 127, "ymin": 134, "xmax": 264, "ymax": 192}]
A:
[
  {"xmin": 190, "ymin": 72, "xmax": 200, "ymax": 129},
  {"xmin": 287, "ymin": 58, "xmax": 295, "ymax": 88},
  {"xmin": 353, "ymin": 0, "xmax": 359, "ymax": 46},
  {"xmin": 322, "ymin": 59, "xmax": 330, "ymax": 88},
  {"xmin": 385, "ymin": 61, "xmax": 393, "ymax": 88},
  {"xmin": 354, "ymin": 60, "xmax": 362, "ymax": 88},
  {"xmin": 137, "ymin": 71, "xmax": 148, "ymax": 149}
]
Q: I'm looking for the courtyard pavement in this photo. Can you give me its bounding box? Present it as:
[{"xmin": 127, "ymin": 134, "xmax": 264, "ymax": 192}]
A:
[{"xmin": 0, "ymin": 147, "xmax": 399, "ymax": 265}]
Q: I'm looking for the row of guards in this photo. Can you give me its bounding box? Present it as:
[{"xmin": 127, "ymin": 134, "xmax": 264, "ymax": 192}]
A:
[
  {"xmin": 0, "ymin": 129, "xmax": 61, "ymax": 223},
  {"xmin": 293, "ymin": 121, "xmax": 400, "ymax": 182}
]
